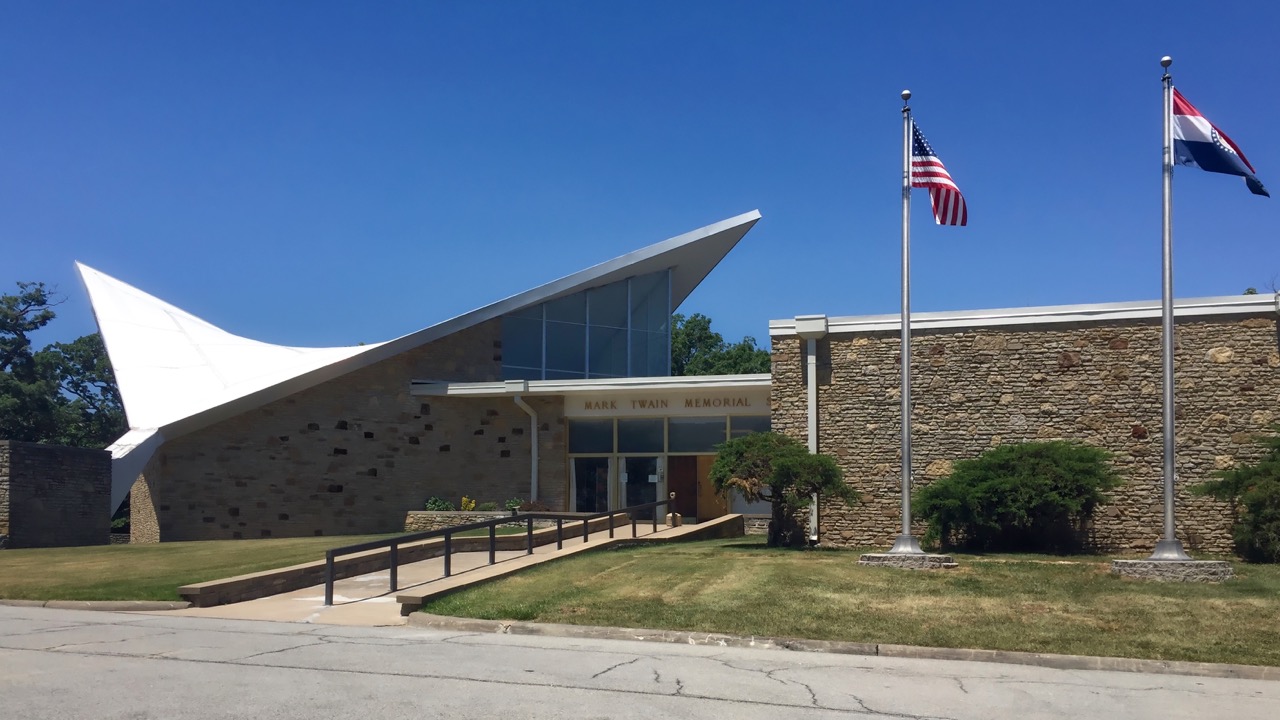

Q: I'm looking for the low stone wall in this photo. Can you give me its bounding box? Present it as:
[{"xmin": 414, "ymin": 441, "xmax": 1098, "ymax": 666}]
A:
[
  {"xmin": 743, "ymin": 515, "xmax": 770, "ymax": 535},
  {"xmin": 404, "ymin": 511, "xmax": 559, "ymax": 532},
  {"xmin": 0, "ymin": 441, "xmax": 111, "ymax": 548}
]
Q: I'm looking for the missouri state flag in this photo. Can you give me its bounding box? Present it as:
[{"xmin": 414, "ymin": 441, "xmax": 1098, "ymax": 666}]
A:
[{"xmin": 1172, "ymin": 89, "xmax": 1269, "ymax": 197}]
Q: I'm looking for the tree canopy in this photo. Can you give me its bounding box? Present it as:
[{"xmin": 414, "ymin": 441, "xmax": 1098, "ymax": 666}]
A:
[
  {"xmin": 0, "ymin": 282, "xmax": 125, "ymax": 448},
  {"xmin": 671, "ymin": 312, "xmax": 770, "ymax": 376}
]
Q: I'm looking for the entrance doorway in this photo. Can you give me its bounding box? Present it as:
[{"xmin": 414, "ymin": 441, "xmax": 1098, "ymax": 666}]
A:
[
  {"xmin": 622, "ymin": 456, "xmax": 662, "ymax": 520},
  {"xmin": 665, "ymin": 455, "xmax": 728, "ymax": 522},
  {"xmin": 572, "ymin": 457, "xmax": 611, "ymax": 513}
]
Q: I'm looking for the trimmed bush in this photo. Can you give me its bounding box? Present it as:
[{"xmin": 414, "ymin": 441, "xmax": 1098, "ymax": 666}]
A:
[
  {"xmin": 1192, "ymin": 426, "xmax": 1280, "ymax": 563},
  {"xmin": 476, "ymin": 501, "xmax": 500, "ymax": 511},
  {"xmin": 504, "ymin": 497, "xmax": 524, "ymax": 511},
  {"xmin": 709, "ymin": 431, "xmax": 854, "ymax": 547},
  {"xmin": 914, "ymin": 441, "xmax": 1121, "ymax": 554}
]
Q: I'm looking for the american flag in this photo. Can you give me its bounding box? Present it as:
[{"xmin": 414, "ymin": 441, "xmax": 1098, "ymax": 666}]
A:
[{"xmin": 911, "ymin": 122, "xmax": 967, "ymax": 226}]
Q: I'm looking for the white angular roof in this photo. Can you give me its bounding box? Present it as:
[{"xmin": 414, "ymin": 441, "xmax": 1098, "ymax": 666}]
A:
[
  {"xmin": 78, "ymin": 263, "xmax": 384, "ymax": 431},
  {"xmin": 81, "ymin": 211, "xmax": 761, "ymax": 510}
]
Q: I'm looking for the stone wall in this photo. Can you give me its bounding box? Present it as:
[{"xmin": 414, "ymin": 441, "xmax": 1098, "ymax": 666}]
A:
[
  {"xmin": 131, "ymin": 320, "xmax": 570, "ymax": 543},
  {"xmin": 772, "ymin": 313, "xmax": 1279, "ymax": 554},
  {"xmin": 0, "ymin": 441, "xmax": 111, "ymax": 548},
  {"xmin": 403, "ymin": 511, "xmax": 560, "ymax": 532}
]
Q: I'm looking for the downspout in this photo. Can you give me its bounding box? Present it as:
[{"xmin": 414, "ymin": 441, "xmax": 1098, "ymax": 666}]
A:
[
  {"xmin": 508, "ymin": 381, "xmax": 539, "ymax": 502},
  {"xmin": 794, "ymin": 315, "xmax": 829, "ymax": 544}
]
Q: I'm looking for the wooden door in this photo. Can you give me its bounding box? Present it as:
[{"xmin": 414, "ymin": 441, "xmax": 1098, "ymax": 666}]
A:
[
  {"xmin": 667, "ymin": 456, "xmax": 699, "ymax": 518},
  {"xmin": 696, "ymin": 454, "xmax": 729, "ymax": 520}
]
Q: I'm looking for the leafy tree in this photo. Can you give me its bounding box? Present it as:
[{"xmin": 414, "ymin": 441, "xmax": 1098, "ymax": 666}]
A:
[
  {"xmin": 671, "ymin": 312, "xmax": 770, "ymax": 375},
  {"xmin": 0, "ymin": 282, "xmax": 125, "ymax": 448},
  {"xmin": 1192, "ymin": 426, "xmax": 1280, "ymax": 563},
  {"xmin": 709, "ymin": 432, "xmax": 855, "ymax": 547},
  {"xmin": 914, "ymin": 441, "xmax": 1121, "ymax": 554}
]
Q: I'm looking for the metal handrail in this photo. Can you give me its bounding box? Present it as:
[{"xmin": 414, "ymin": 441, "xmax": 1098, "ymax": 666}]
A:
[{"xmin": 323, "ymin": 496, "xmax": 673, "ymax": 605}]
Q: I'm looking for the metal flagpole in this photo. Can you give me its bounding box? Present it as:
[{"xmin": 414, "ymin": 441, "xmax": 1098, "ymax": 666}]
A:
[
  {"xmin": 1151, "ymin": 55, "xmax": 1191, "ymax": 561},
  {"xmin": 890, "ymin": 89, "xmax": 924, "ymax": 555}
]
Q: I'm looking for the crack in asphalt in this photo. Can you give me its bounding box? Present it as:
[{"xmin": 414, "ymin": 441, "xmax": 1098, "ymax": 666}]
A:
[
  {"xmin": 590, "ymin": 656, "xmax": 640, "ymax": 679},
  {"xmin": 1, "ymin": 645, "xmax": 925, "ymax": 717}
]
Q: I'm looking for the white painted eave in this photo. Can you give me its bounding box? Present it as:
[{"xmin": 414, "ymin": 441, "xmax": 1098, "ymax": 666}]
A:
[
  {"xmin": 769, "ymin": 293, "xmax": 1279, "ymax": 337},
  {"xmin": 411, "ymin": 373, "xmax": 771, "ymax": 397}
]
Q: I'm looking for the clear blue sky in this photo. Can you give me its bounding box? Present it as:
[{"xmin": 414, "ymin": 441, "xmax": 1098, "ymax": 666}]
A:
[{"xmin": 3, "ymin": 1, "xmax": 1276, "ymax": 351}]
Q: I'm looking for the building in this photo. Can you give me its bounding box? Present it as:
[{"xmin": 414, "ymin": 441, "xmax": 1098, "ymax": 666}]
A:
[
  {"xmin": 82, "ymin": 208, "xmax": 1279, "ymax": 552},
  {"xmin": 82, "ymin": 212, "xmax": 769, "ymax": 542}
]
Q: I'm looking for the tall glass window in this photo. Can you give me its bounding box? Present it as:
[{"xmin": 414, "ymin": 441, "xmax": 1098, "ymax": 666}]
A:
[{"xmin": 501, "ymin": 270, "xmax": 671, "ymax": 380}]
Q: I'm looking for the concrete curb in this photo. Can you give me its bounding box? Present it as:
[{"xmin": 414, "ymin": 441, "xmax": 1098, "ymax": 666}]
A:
[
  {"xmin": 0, "ymin": 599, "xmax": 192, "ymax": 611},
  {"xmin": 407, "ymin": 613, "xmax": 1280, "ymax": 682}
]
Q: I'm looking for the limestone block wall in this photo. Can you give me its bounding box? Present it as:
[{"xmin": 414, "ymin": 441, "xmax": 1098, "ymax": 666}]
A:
[
  {"xmin": 772, "ymin": 313, "xmax": 1279, "ymax": 554},
  {"xmin": 130, "ymin": 319, "xmax": 570, "ymax": 542},
  {"xmin": 0, "ymin": 441, "xmax": 111, "ymax": 548}
]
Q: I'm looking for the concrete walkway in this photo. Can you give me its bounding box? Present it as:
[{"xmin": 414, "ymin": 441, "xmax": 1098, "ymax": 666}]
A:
[{"xmin": 165, "ymin": 518, "xmax": 718, "ymax": 626}]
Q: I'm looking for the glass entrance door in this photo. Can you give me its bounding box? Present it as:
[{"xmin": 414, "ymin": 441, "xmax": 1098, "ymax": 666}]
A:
[
  {"xmin": 622, "ymin": 456, "xmax": 663, "ymax": 519},
  {"xmin": 572, "ymin": 457, "xmax": 611, "ymax": 513}
]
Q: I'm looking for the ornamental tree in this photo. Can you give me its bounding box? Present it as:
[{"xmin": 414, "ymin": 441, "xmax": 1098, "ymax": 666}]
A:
[{"xmin": 709, "ymin": 432, "xmax": 854, "ymax": 547}]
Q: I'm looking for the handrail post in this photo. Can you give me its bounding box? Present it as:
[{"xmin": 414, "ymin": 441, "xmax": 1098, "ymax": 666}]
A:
[
  {"xmin": 526, "ymin": 516, "xmax": 533, "ymax": 554},
  {"xmin": 652, "ymin": 505, "xmax": 657, "ymax": 534},
  {"xmin": 444, "ymin": 533, "xmax": 452, "ymax": 577},
  {"xmin": 609, "ymin": 511, "xmax": 615, "ymax": 539},
  {"xmin": 556, "ymin": 518, "xmax": 563, "ymax": 550},
  {"xmin": 631, "ymin": 511, "xmax": 637, "ymax": 538},
  {"xmin": 389, "ymin": 543, "xmax": 398, "ymax": 593},
  {"xmin": 489, "ymin": 524, "xmax": 496, "ymax": 565},
  {"xmin": 324, "ymin": 550, "xmax": 334, "ymax": 606},
  {"xmin": 583, "ymin": 517, "xmax": 590, "ymax": 543}
]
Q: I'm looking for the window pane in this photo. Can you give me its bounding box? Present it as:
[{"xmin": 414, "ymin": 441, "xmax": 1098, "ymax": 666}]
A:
[
  {"xmin": 588, "ymin": 281, "xmax": 628, "ymax": 328},
  {"xmin": 617, "ymin": 418, "xmax": 663, "ymax": 453},
  {"xmin": 730, "ymin": 415, "xmax": 771, "ymax": 438},
  {"xmin": 645, "ymin": 330, "xmax": 669, "ymax": 376},
  {"xmin": 546, "ymin": 293, "xmax": 586, "ymax": 324},
  {"xmin": 568, "ymin": 420, "xmax": 613, "ymax": 453},
  {"xmin": 545, "ymin": 321, "xmax": 585, "ymax": 373},
  {"xmin": 589, "ymin": 325, "xmax": 628, "ymax": 377},
  {"xmin": 545, "ymin": 369, "xmax": 586, "ymax": 380},
  {"xmin": 502, "ymin": 365, "xmax": 542, "ymax": 380},
  {"xmin": 501, "ymin": 315, "xmax": 542, "ymax": 370},
  {"xmin": 629, "ymin": 330, "xmax": 648, "ymax": 378},
  {"xmin": 668, "ymin": 417, "xmax": 727, "ymax": 453},
  {"xmin": 630, "ymin": 271, "xmax": 670, "ymax": 333}
]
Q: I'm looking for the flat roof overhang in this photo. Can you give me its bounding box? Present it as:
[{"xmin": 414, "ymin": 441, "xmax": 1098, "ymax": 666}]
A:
[
  {"xmin": 410, "ymin": 374, "xmax": 771, "ymax": 398},
  {"xmin": 769, "ymin": 293, "xmax": 1280, "ymax": 337}
]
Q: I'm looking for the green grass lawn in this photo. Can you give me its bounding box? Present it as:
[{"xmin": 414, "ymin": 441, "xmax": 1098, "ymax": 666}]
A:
[
  {"xmin": 421, "ymin": 538, "xmax": 1280, "ymax": 667},
  {"xmin": 0, "ymin": 534, "xmax": 401, "ymax": 601}
]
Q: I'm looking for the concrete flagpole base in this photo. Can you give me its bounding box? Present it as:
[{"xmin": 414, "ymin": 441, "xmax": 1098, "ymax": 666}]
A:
[
  {"xmin": 858, "ymin": 553, "xmax": 957, "ymax": 569},
  {"xmin": 858, "ymin": 535, "xmax": 957, "ymax": 569},
  {"xmin": 1111, "ymin": 559, "xmax": 1234, "ymax": 583}
]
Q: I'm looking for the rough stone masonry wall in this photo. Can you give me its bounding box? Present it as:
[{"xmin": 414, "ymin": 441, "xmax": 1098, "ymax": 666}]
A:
[
  {"xmin": 772, "ymin": 314, "xmax": 1279, "ymax": 554},
  {"xmin": 131, "ymin": 319, "xmax": 570, "ymax": 543},
  {"xmin": 0, "ymin": 440, "xmax": 111, "ymax": 548}
]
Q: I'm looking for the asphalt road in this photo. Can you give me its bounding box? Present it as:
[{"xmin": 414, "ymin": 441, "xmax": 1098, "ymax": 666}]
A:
[{"xmin": 0, "ymin": 606, "xmax": 1276, "ymax": 719}]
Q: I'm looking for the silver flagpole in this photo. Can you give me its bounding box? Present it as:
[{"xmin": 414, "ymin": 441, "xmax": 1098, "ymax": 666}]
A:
[
  {"xmin": 890, "ymin": 89, "xmax": 923, "ymax": 555},
  {"xmin": 1151, "ymin": 55, "xmax": 1191, "ymax": 561}
]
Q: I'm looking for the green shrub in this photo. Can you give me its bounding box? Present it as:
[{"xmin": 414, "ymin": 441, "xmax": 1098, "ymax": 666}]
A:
[
  {"xmin": 1192, "ymin": 426, "xmax": 1280, "ymax": 563},
  {"xmin": 476, "ymin": 501, "xmax": 499, "ymax": 511},
  {"xmin": 424, "ymin": 497, "xmax": 456, "ymax": 511},
  {"xmin": 709, "ymin": 431, "xmax": 854, "ymax": 547},
  {"xmin": 504, "ymin": 498, "xmax": 524, "ymax": 511},
  {"xmin": 914, "ymin": 441, "xmax": 1121, "ymax": 554}
]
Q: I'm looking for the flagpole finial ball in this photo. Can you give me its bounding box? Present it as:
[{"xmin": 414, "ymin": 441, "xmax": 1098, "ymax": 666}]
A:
[
  {"xmin": 901, "ymin": 89, "xmax": 911, "ymax": 101},
  {"xmin": 1160, "ymin": 56, "xmax": 1172, "ymax": 68}
]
